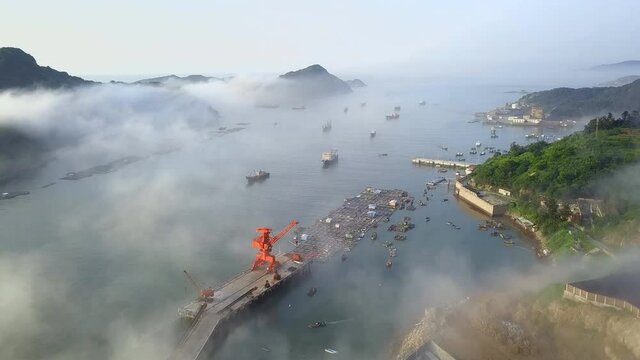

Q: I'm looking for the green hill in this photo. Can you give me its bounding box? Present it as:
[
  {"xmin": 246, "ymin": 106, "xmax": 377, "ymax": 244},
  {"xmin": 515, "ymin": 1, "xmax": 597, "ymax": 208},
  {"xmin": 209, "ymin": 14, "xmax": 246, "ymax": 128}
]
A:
[
  {"xmin": 518, "ymin": 80, "xmax": 640, "ymax": 120},
  {"xmin": 470, "ymin": 113, "xmax": 640, "ymax": 247},
  {"xmin": 471, "ymin": 118, "xmax": 640, "ymax": 198},
  {"xmin": 0, "ymin": 47, "xmax": 94, "ymax": 90}
]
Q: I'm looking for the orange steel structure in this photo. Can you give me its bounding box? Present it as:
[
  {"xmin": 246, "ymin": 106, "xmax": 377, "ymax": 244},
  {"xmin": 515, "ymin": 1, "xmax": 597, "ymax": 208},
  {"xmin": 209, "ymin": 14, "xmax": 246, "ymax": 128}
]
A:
[
  {"xmin": 251, "ymin": 220, "xmax": 298, "ymax": 272},
  {"xmin": 183, "ymin": 270, "xmax": 215, "ymax": 300}
]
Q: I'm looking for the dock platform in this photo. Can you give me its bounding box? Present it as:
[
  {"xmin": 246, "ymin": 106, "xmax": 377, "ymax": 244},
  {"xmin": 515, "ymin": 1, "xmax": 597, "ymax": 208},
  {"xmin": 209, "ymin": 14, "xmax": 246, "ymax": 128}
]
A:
[
  {"xmin": 170, "ymin": 188, "xmax": 408, "ymax": 360},
  {"xmin": 170, "ymin": 254, "xmax": 308, "ymax": 360}
]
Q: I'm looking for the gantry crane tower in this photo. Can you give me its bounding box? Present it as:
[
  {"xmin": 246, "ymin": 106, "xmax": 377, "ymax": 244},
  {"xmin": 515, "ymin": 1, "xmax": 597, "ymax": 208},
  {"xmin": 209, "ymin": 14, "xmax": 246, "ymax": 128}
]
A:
[{"xmin": 251, "ymin": 220, "xmax": 298, "ymax": 272}]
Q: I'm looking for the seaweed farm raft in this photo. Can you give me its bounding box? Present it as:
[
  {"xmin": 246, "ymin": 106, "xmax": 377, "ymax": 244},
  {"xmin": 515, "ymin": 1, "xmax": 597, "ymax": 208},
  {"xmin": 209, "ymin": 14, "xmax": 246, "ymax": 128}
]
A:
[{"xmin": 170, "ymin": 188, "xmax": 409, "ymax": 360}]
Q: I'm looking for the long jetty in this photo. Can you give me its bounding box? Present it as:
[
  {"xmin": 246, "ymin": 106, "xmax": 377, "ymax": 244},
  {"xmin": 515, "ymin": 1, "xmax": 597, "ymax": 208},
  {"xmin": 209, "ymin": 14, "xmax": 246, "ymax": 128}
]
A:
[
  {"xmin": 412, "ymin": 158, "xmax": 474, "ymax": 169},
  {"xmin": 170, "ymin": 188, "xmax": 408, "ymax": 360}
]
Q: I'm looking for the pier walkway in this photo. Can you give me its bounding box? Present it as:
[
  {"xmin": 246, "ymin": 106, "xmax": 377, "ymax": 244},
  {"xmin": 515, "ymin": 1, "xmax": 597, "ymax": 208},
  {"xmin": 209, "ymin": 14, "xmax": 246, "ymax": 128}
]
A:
[
  {"xmin": 171, "ymin": 254, "xmax": 307, "ymax": 360},
  {"xmin": 412, "ymin": 158, "xmax": 474, "ymax": 168}
]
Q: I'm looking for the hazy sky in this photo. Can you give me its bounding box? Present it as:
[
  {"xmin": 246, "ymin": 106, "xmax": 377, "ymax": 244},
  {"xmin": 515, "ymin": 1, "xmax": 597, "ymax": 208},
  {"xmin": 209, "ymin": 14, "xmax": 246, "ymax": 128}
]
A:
[{"xmin": 1, "ymin": 0, "xmax": 639, "ymax": 77}]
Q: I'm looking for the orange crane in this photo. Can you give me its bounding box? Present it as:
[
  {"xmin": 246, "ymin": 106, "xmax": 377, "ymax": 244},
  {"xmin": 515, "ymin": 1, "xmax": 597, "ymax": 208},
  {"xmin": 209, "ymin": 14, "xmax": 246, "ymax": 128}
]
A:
[
  {"xmin": 251, "ymin": 220, "xmax": 298, "ymax": 272},
  {"xmin": 183, "ymin": 270, "xmax": 215, "ymax": 300}
]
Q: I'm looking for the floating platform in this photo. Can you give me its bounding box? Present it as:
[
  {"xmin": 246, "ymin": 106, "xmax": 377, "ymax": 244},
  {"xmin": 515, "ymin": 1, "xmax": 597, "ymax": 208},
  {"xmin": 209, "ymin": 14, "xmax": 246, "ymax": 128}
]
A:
[
  {"xmin": 412, "ymin": 158, "xmax": 474, "ymax": 169},
  {"xmin": 170, "ymin": 188, "xmax": 408, "ymax": 360}
]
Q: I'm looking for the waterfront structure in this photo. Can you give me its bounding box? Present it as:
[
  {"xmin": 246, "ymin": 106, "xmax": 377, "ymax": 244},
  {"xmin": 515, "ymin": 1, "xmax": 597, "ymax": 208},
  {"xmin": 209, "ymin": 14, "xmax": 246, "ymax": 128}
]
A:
[
  {"xmin": 454, "ymin": 181, "xmax": 509, "ymax": 217},
  {"xmin": 564, "ymin": 269, "xmax": 640, "ymax": 318}
]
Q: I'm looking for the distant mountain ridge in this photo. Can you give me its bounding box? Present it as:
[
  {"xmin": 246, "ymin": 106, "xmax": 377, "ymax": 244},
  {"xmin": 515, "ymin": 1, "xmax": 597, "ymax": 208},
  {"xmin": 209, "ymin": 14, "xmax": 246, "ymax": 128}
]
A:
[
  {"xmin": 599, "ymin": 75, "xmax": 640, "ymax": 87},
  {"xmin": 590, "ymin": 60, "xmax": 640, "ymax": 71},
  {"xmin": 346, "ymin": 79, "xmax": 367, "ymax": 88},
  {"xmin": 0, "ymin": 47, "xmax": 94, "ymax": 90},
  {"xmin": 518, "ymin": 80, "xmax": 640, "ymax": 120},
  {"xmin": 134, "ymin": 74, "xmax": 221, "ymax": 87}
]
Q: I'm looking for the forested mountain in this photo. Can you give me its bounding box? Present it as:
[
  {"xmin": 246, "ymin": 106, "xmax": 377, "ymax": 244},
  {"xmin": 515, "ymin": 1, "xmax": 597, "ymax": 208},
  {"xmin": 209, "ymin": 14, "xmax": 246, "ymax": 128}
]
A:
[
  {"xmin": 518, "ymin": 80, "xmax": 640, "ymax": 120},
  {"xmin": 0, "ymin": 47, "xmax": 94, "ymax": 90}
]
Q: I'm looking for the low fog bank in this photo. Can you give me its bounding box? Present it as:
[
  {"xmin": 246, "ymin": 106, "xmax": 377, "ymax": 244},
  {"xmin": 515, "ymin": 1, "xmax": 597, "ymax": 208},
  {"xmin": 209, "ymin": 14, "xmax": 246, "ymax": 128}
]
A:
[
  {"xmin": 0, "ymin": 84, "xmax": 220, "ymax": 185},
  {"xmin": 0, "ymin": 72, "xmax": 353, "ymax": 185},
  {"xmin": 395, "ymin": 251, "xmax": 640, "ymax": 360},
  {"xmin": 0, "ymin": 76, "xmax": 368, "ymax": 359}
]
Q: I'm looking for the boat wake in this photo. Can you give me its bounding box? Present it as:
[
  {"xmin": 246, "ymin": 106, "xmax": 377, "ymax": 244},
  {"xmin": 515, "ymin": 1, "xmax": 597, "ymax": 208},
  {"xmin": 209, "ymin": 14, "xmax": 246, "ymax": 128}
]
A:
[{"xmin": 325, "ymin": 318, "xmax": 353, "ymax": 325}]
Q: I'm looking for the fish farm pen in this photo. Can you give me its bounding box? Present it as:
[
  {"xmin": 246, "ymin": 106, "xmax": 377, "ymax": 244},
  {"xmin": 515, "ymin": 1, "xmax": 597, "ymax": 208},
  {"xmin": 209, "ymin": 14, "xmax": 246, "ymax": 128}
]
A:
[
  {"xmin": 170, "ymin": 187, "xmax": 409, "ymax": 360},
  {"xmin": 293, "ymin": 188, "xmax": 409, "ymax": 261}
]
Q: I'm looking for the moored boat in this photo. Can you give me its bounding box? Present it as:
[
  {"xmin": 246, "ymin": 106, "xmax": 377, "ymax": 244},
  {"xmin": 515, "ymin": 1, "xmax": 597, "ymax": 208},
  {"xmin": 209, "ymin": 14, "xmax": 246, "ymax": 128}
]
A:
[
  {"xmin": 386, "ymin": 112, "xmax": 400, "ymax": 120},
  {"xmin": 246, "ymin": 169, "xmax": 270, "ymax": 184},
  {"xmin": 309, "ymin": 321, "xmax": 326, "ymax": 328},
  {"xmin": 321, "ymin": 150, "xmax": 339, "ymax": 168}
]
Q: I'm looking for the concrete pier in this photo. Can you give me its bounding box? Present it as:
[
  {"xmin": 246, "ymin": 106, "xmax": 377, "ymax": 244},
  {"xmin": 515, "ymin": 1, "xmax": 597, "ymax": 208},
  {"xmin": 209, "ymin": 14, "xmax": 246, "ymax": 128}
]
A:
[
  {"xmin": 412, "ymin": 158, "xmax": 474, "ymax": 169},
  {"xmin": 170, "ymin": 254, "xmax": 309, "ymax": 360},
  {"xmin": 170, "ymin": 188, "xmax": 408, "ymax": 360}
]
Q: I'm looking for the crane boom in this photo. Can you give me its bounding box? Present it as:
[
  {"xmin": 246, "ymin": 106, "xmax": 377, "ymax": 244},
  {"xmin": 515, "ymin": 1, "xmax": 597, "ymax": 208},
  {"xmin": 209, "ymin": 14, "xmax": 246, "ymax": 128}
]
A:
[
  {"xmin": 183, "ymin": 270, "xmax": 214, "ymax": 300},
  {"xmin": 269, "ymin": 220, "xmax": 298, "ymax": 245},
  {"xmin": 184, "ymin": 270, "xmax": 201, "ymax": 291}
]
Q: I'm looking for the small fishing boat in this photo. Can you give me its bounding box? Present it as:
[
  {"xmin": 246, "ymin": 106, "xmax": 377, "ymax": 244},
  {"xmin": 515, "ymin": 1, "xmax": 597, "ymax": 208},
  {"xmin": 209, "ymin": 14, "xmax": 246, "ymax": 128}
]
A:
[
  {"xmin": 371, "ymin": 231, "xmax": 378, "ymax": 240},
  {"xmin": 386, "ymin": 112, "xmax": 400, "ymax": 120},
  {"xmin": 370, "ymin": 130, "xmax": 377, "ymax": 138},
  {"xmin": 325, "ymin": 348, "xmax": 338, "ymax": 354},
  {"xmin": 309, "ymin": 321, "xmax": 327, "ymax": 329},
  {"xmin": 386, "ymin": 259, "xmax": 393, "ymax": 268}
]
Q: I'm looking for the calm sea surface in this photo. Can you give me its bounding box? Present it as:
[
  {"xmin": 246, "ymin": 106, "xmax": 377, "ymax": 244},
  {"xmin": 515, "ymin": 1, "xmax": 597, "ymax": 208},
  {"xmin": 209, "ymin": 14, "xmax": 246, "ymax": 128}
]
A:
[{"xmin": 0, "ymin": 80, "xmax": 580, "ymax": 359}]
